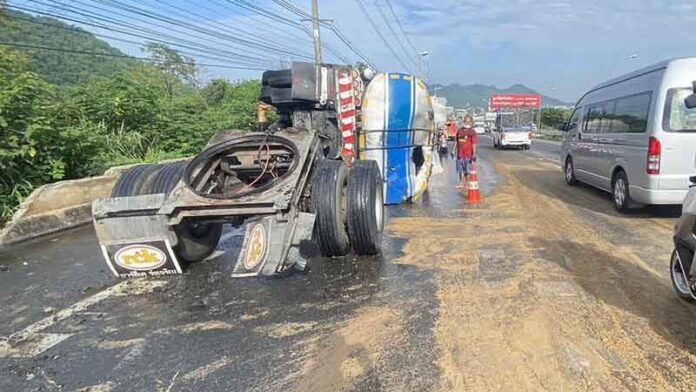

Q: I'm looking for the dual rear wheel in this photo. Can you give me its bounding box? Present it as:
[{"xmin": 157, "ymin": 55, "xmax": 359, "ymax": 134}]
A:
[{"xmin": 313, "ymin": 159, "xmax": 384, "ymax": 257}]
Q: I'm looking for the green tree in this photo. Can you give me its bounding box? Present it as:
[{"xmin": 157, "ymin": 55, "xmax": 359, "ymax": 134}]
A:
[
  {"xmin": 540, "ymin": 108, "xmax": 572, "ymax": 129},
  {"xmin": 144, "ymin": 43, "xmax": 198, "ymax": 100}
]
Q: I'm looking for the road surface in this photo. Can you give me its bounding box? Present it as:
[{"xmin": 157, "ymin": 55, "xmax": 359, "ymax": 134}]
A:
[{"xmin": 1, "ymin": 142, "xmax": 692, "ymax": 392}]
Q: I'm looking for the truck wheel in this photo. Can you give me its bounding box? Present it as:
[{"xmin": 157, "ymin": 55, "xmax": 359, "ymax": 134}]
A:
[
  {"xmin": 146, "ymin": 162, "xmax": 222, "ymax": 264},
  {"xmin": 174, "ymin": 219, "xmax": 223, "ymax": 263},
  {"xmin": 313, "ymin": 159, "xmax": 351, "ymax": 257},
  {"xmin": 150, "ymin": 161, "xmax": 188, "ymax": 195},
  {"xmin": 111, "ymin": 164, "xmax": 162, "ymax": 197},
  {"xmin": 347, "ymin": 160, "xmax": 384, "ymax": 255},
  {"xmin": 670, "ymin": 248, "xmax": 695, "ymax": 303},
  {"xmin": 206, "ymin": 131, "xmax": 245, "ymax": 149}
]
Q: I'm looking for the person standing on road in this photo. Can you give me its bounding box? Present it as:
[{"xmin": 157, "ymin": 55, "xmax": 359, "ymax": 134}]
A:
[{"xmin": 456, "ymin": 115, "xmax": 478, "ymax": 189}]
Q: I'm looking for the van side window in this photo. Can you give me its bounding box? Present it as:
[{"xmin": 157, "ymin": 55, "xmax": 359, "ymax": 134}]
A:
[
  {"xmin": 585, "ymin": 104, "xmax": 603, "ymax": 133},
  {"xmin": 567, "ymin": 107, "xmax": 582, "ymax": 131},
  {"xmin": 600, "ymin": 101, "xmax": 617, "ymax": 133},
  {"xmin": 612, "ymin": 92, "xmax": 652, "ymax": 133}
]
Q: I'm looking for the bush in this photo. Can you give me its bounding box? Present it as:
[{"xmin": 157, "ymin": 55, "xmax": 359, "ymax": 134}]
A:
[{"xmin": 0, "ymin": 47, "xmax": 262, "ymax": 225}]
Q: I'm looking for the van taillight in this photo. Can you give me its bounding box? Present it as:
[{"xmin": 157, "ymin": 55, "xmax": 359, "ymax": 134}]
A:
[{"xmin": 647, "ymin": 136, "xmax": 661, "ymax": 174}]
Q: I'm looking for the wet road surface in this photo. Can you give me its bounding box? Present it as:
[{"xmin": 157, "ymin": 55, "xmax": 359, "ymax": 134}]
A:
[{"xmin": 0, "ymin": 143, "xmax": 692, "ymax": 392}]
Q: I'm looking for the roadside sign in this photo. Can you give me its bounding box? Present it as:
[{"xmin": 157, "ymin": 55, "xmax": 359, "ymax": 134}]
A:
[{"xmin": 490, "ymin": 94, "xmax": 542, "ymax": 110}]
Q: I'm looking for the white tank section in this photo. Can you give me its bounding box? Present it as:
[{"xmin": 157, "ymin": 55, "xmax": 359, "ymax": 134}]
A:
[{"xmin": 359, "ymin": 73, "xmax": 442, "ymax": 205}]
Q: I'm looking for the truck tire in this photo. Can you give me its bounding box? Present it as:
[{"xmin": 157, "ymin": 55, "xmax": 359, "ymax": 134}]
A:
[
  {"xmin": 314, "ymin": 159, "xmax": 351, "ymax": 257},
  {"xmin": 157, "ymin": 162, "xmax": 222, "ymax": 263},
  {"xmin": 174, "ymin": 219, "xmax": 223, "ymax": 263},
  {"xmin": 150, "ymin": 161, "xmax": 188, "ymax": 195},
  {"xmin": 147, "ymin": 162, "xmax": 222, "ymax": 264},
  {"xmin": 206, "ymin": 131, "xmax": 245, "ymax": 149},
  {"xmin": 347, "ymin": 160, "xmax": 384, "ymax": 255},
  {"xmin": 111, "ymin": 164, "xmax": 162, "ymax": 197}
]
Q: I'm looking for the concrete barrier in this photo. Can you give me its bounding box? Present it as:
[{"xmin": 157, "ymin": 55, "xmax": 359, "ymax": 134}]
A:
[
  {"xmin": 0, "ymin": 175, "xmax": 117, "ymax": 245},
  {"xmin": 0, "ymin": 159, "xmax": 190, "ymax": 246}
]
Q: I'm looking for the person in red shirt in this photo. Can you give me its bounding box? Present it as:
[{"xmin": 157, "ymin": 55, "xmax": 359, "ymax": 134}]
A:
[{"xmin": 456, "ymin": 115, "xmax": 478, "ymax": 189}]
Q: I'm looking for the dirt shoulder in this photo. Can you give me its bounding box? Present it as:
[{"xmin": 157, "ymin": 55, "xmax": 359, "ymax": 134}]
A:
[{"xmin": 389, "ymin": 151, "xmax": 696, "ymax": 391}]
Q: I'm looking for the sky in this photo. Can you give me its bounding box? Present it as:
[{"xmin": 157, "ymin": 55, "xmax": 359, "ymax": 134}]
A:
[{"xmin": 10, "ymin": 0, "xmax": 696, "ymax": 103}]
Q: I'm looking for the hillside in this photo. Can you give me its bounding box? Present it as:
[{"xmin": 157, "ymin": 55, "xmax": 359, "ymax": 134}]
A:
[
  {"xmin": 434, "ymin": 83, "xmax": 571, "ymax": 109},
  {"xmin": 0, "ymin": 10, "xmax": 133, "ymax": 85}
]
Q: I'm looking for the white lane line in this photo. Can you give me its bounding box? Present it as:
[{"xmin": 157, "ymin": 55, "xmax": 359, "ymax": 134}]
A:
[{"xmin": 0, "ymin": 279, "xmax": 168, "ymax": 358}]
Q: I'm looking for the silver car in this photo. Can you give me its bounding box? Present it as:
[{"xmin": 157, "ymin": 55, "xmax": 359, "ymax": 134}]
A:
[{"xmin": 561, "ymin": 57, "xmax": 696, "ymax": 212}]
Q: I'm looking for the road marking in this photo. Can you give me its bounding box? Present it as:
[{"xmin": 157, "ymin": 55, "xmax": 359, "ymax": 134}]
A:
[{"xmin": 0, "ymin": 279, "xmax": 167, "ymax": 358}]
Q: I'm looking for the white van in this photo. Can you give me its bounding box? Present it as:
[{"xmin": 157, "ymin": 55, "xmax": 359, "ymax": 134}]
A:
[{"xmin": 561, "ymin": 57, "xmax": 696, "ymax": 212}]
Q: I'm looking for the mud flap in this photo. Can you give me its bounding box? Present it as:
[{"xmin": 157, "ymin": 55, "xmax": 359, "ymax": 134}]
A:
[
  {"xmin": 232, "ymin": 212, "xmax": 315, "ymax": 277},
  {"xmin": 101, "ymin": 240, "xmax": 183, "ymax": 278},
  {"xmin": 93, "ymin": 194, "xmax": 183, "ymax": 278}
]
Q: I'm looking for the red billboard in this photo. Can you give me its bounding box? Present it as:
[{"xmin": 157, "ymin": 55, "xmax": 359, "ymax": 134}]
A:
[{"xmin": 490, "ymin": 94, "xmax": 542, "ymax": 110}]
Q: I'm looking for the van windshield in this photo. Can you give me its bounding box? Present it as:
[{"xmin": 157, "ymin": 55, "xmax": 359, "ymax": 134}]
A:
[{"xmin": 664, "ymin": 88, "xmax": 696, "ymax": 132}]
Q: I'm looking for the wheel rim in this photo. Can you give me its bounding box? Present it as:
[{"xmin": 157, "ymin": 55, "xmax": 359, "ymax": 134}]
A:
[
  {"xmin": 565, "ymin": 161, "xmax": 573, "ymax": 182},
  {"xmin": 614, "ymin": 179, "xmax": 626, "ymax": 207},
  {"xmin": 672, "ymin": 252, "xmax": 692, "ymax": 295}
]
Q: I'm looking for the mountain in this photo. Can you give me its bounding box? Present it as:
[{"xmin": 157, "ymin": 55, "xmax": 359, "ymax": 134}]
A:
[
  {"xmin": 434, "ymin": 83, "xmax": 572, "ymax": 109},
  {"xmin": 0, "ymin": 10, "xmax": 133, "ymax": 85}
]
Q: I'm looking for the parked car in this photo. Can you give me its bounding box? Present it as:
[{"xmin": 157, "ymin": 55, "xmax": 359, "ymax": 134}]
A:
[
  {"xmin": 560, "ymin": 57, "xmax": 696, "ymax": 212},
  {"xmin": 474, "ymin": 121, "xmax": 485, "ymax": 134},
  {"xmin": 492, "ymin": 112, "xmax": 532, "ymax": 149}
]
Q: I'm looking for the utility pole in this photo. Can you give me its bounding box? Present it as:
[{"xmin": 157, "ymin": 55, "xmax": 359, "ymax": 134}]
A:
[{"xmin": 311, "ymin": 0, "xmax": 322, "ymax": 66}]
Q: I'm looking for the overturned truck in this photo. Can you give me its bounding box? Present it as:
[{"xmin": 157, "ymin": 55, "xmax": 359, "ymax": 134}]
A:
[{"xmin": 93, "ymin": 62, "xmax": 435, "ymax": 278}]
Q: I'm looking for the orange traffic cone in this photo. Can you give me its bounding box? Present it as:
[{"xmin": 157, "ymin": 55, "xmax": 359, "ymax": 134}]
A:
[{"xmin": 466, "ymin": 163, "xmax": 483, "ymax": 204}]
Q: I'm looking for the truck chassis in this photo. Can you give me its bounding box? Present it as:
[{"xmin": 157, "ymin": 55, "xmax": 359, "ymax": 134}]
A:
[{"xmin": 92, "ymin": 63, "xmax": 384, "ymax": 278}]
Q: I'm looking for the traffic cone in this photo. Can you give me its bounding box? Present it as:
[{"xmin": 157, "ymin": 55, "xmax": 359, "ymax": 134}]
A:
[{"xmin": 466, "ymin": 163, "xmax": 483, "ymax": 204}]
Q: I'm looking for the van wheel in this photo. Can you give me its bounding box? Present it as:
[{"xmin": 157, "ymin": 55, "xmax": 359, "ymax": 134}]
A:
[
  {"xmin": 612, "ymin": 170, "xmax": 631, "ymax": 212},
  {"xmin": 564, "ymin": 157, "xmax": 578, "ymax": 186},
  {"xmin": 671, "ymin": 248, "xmax": 695, "ymax": 303}
]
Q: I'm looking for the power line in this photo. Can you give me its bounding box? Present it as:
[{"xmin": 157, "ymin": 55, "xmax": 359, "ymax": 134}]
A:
[
  {"xmin": 225, "ymin": 0, "xmax": 351, "ymax": 64},
  {"xmin": 353, "ymin": 0, "xmax": 413, "ymax": 73},
  {"xmin": 382, "ymin": 0, "xmax": 421, "ymax": 59},
  {"xmin": 3, "ymin": 12, "xmax": 279, "ymax": 68},
  {"xmin": 371, "ymin": 0, "xmax": 420, "ymax": 74},
  {"xmin": 270, "ymin": 0, "xmax": 377, "ymax": 69},
  {"xmin": 0, "ymin": 41, "xmax": 269, "ymax": 70},
  {"xmin": 135, "ymin": 0, "xmax": 311, "ymax": 55},
  {"xmin": 86, "ymin": 0, "xmax": 309, "ymax": 59},
  {"xmin": 12, "ymin": 3, "xmax": 282, "ymax": 67}
]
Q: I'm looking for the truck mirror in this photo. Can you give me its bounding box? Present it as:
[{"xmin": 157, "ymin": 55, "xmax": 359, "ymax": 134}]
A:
[{"xmin": 685, "ymin": 81, "xmax": 696, "ymax": 109}]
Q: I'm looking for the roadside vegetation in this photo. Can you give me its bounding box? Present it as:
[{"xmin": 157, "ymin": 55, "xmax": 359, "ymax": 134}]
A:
[
  {"xmin": 0, "ymin": 11, "xmax": 261, "ymax": 225},
  {"xmin": 538, "ymin": 107, "xmax": 573, "ymax": 141}
]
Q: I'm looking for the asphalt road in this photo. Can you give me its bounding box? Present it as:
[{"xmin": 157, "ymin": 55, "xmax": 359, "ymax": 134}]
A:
[{"xmin": 1, "ymin": 142, "xmax": 692, "ymax": 392}]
